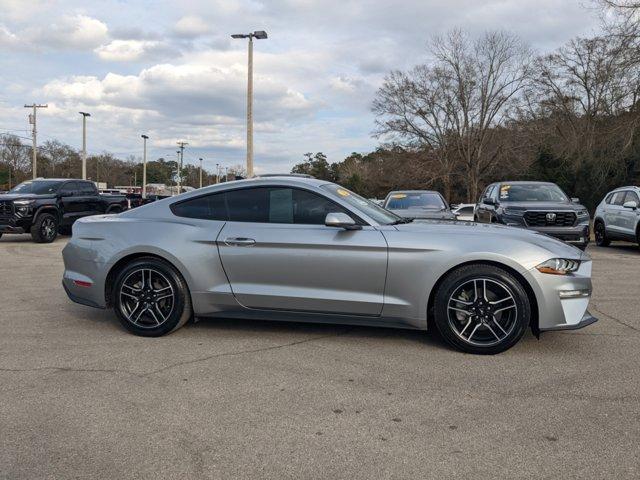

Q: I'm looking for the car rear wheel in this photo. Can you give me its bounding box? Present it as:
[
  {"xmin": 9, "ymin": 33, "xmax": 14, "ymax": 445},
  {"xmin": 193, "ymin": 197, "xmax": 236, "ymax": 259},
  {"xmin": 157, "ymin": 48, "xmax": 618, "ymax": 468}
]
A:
[
  {"xmin": 31, "ymin": 213, "xmax": 59, "ymax": 243},
  {"xmin": 113, "ymin": 257, "xmax": 192, "ymax": 337},
  {"xmin": 433, "ymin": 264, "xmax": 530, "ymax": 354},
  {"xmin": 594, "ymin": 221, "xmax": 610, "ymax": 247}
]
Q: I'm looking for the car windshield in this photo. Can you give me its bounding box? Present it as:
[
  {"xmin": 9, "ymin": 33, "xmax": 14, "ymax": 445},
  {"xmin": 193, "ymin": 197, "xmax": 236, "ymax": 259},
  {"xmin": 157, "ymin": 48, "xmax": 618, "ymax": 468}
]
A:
[
  {"xmin": 498, "ymin": 184, "xmax": 569, "ymax": 202},
  {"xmin": 9, "ymin": 180, "xmax": 62, "ymax": 195},
  {"xmin": 320, "ymin": 184, "xmax": 402, "ymax": 225},
  {"xmin": 385, "ymin": 192, "xmax": 446, "ymax": 210}
]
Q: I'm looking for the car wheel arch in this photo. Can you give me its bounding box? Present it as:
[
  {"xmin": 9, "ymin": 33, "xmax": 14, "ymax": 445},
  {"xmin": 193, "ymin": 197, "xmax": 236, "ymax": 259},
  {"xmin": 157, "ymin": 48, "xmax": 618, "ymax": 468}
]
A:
[
  {"xmin": 426, "ymin": 260, "xmax": 539, "ymax": 336},
  {"xmin": 104, "ymin": 251, "xmax": 193, "ymax": 309},
  {"xmin": 34, "ymin": 205, "xmax": 61, "ymax": 222}
]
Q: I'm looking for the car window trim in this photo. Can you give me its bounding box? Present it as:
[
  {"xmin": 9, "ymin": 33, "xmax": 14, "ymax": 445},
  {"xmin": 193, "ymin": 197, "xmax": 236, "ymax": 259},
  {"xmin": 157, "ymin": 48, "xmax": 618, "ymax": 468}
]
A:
[{"xmin": 170, "ymin": 185, "xmax": 370, "ymax": 226}]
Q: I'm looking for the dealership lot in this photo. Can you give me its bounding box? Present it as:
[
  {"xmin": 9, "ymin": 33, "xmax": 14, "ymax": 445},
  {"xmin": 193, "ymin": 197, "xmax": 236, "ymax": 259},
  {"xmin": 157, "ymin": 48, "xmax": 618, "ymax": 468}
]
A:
[{"xmin": 1, "ymin": 236, "xmax": 639, "ymax": 479}]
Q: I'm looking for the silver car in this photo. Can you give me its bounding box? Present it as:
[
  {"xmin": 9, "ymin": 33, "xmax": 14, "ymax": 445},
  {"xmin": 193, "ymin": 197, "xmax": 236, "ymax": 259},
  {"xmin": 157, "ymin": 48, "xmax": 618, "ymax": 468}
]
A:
[
  {"xmin": 594, "ymin": 186, "xmax": 640, "ymax": 249},
  {"xmin": 62, "ymin": 177, "xmax": 596, "ymax": 354}
]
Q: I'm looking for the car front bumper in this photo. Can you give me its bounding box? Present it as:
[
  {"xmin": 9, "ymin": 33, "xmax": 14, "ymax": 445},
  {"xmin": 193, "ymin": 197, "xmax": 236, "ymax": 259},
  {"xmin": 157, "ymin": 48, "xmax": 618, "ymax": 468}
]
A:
[
  {"xmin": 522, "ymin": 259, "xmax": 598, "ymax": 331},
  {"xmin": 526, "ymin": 224, "xmax": 590, "ymax": 247}
]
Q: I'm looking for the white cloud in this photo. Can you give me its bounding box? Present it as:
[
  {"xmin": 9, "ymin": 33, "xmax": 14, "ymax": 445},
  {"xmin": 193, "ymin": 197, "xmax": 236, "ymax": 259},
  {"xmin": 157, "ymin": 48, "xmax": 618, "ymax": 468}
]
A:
[
  {"xmin": 0, "ymin": 24, "xmax": 19, "ymax": 47},
  {"xmin": 95, "ymin": 39, "xmax": 164, "ymax": 62},
  {"xmin": 173, "ymin": 15, "xmax": 210, "ymax": 38},
  {"xmin": 31, "ymin": 14, "xmax": 109, "ymax": 49}
]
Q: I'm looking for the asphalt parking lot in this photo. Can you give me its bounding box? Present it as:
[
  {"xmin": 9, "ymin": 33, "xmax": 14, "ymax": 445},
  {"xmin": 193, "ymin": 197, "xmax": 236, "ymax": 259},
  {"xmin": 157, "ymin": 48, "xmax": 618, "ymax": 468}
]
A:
[{"xmin": 1, "ymin": 235, "xmax": 639, "ymax": 479}]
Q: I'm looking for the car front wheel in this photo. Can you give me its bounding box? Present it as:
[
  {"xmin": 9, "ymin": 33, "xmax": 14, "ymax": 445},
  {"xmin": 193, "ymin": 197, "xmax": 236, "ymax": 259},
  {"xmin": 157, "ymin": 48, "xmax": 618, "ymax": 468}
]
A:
[
  {"xmin": 433, "ymin": 264, "xmax": 531, "ymax": 354},
  {"xmin": 113, "ymin": 257, "xmax": 192, "ymax": 337},
  {"xmin": 594, "ymin": 221, "xmax": 610, "ymax": 247},
  {"xmin": 31, "ymin": 213, "xmax": 59, "ymax": 243}
]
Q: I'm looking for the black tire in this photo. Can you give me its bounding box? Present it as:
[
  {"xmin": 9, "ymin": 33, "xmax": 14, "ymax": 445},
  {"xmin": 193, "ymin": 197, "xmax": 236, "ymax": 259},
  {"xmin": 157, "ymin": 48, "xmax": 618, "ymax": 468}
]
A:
[
  {"xmin": 112, "ymin": 257, "xmax": 192, "ymax": 337},
  {"xmin": 433, "ymin": 264, "xmax": 531, "ymax": 355},
  {"xmin": 594, "ymin": 221, "xmax": 610, "ymax": 247},
  {"xmin": 30, "ymin": 213, "xmax": 59, "ymax": 243}
]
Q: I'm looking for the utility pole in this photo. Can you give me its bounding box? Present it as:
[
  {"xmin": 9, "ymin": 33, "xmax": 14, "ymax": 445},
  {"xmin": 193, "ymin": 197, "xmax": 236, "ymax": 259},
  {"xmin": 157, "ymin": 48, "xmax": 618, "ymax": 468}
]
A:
[
  {"xmin": 231, "ymin": 30, "xmax": 267, "ymax": 178},
  {"xmin": 199, "ymin": 158, "xmax": 203, "ymax": 188},
  {"xmin": 216, "ymin": 163, "xmax": 220, "ymax": 184},
  {"xmin": 225, "ymin": 166, "xmax": 229, "ymax": 182},
  {"xmin": 24, "ymin": 103, "xmax": 48, "ymax": 179},
  {"xmin": 176, "ymin": 141, "xmax": 188, "ymax": 193},
  {"xmin": 79, "ymin": 112, "xmax": 91, "ymax": 179},
  {"xmin": 141, "ymin": 135, "xmax": 149, "ymax": 198}
]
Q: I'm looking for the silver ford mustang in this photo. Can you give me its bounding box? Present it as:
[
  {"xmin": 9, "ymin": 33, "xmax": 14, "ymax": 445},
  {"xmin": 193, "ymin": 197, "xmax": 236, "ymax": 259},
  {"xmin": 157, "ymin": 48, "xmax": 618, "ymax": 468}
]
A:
[{"xmin": 62, "ymin": 176, "xmax": 596, "ymax": 354}]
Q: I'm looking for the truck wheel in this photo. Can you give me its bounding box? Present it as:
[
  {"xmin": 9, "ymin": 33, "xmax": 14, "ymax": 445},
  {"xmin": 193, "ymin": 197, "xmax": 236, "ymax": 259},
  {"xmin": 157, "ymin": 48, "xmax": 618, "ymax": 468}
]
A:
[{"xmin": 31, "ymin": 213, "xmax": 59, "ymax": 243}]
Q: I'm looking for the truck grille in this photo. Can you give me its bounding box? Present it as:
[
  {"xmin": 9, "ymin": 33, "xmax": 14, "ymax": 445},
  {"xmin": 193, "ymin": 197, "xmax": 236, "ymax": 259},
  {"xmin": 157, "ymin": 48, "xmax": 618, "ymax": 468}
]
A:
[
  {"xmin": 524, "ymin": 211, "xmax": 576, "ymax": 227},
  {"xmin": 0, "ymin": 201, "xmax": 13, "ymax": 217}
]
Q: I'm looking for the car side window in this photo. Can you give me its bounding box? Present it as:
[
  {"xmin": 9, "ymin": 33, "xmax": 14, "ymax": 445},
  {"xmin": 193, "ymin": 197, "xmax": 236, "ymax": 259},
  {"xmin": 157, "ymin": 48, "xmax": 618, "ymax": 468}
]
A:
[
  {"xmin": 625, "ymin": 191, "xmax": 639, "ymax": 205},
  {"xmin": 612, "ymin": 191, "xmax": 627, "ymax": 206},
  {"xmin": 81, "ymin": 182, "xmax": 97, "ymax": 195},
  {"xmin": 226, "ymin": 187, "xmax": 350, "ymax": 225},
  {"xmin": 170, "ymin": 193, "xmax": 228, "ymax": 221}
]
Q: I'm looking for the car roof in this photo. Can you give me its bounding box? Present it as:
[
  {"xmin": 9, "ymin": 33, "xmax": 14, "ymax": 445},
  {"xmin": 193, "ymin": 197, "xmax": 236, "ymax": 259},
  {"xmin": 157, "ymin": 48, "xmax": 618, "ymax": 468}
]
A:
[{"xmin": 493, "ymin": 181, "xmax": 557, "ymax": 185}]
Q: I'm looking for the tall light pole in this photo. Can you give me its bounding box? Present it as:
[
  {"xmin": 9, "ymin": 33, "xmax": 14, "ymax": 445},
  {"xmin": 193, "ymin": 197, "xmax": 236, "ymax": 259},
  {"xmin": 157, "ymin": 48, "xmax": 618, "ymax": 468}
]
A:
[
  {"xmin": 24, "ymin": 103, "xmax": 48, "ymax": 179},
  {"xmin": 231, "ymin": 30, "xmax": 267, "ymax": 178},
  {"xmin": 141, "ymin": 135, "xmax": 149, "ymax": 198},
  {"xmin": 216, "ymin": 163, "xmax": 219, "ymax": 184},
  {"xmin": 176, "ymin": 141, "xmax": 188, "ymax": 193},
  {"xmin": 79, "ymin": 112, "xmax": 91, "ymax": 179},
  {"xmin": 199, "ymin": 158, "xmax": 203, "ymax": 188}
]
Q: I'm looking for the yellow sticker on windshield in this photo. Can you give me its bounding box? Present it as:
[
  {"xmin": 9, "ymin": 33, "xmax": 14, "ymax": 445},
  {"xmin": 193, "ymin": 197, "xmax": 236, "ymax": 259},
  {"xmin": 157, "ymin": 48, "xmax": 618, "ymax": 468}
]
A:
[
  {"xmin": 391, "ymin": 194, "xmax": 407, "ymax": 199},
  {"xmin": 336, "ymin": 188, "xmax": 351, "ymax": 197},
  {"xmin": 501, "ymin": 185, "xmax": 511, "ymax": 191}
]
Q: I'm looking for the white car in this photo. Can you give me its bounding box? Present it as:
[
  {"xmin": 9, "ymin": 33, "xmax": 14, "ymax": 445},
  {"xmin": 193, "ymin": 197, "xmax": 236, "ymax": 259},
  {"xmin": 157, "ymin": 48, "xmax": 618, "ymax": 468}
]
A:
[
  {"xmin": 452, "ymin": 203, "xmax": 476, "ymax": 221},
  {"xmin": 594, "ymin": 186, "xmax": 640, "ymax": 249}
]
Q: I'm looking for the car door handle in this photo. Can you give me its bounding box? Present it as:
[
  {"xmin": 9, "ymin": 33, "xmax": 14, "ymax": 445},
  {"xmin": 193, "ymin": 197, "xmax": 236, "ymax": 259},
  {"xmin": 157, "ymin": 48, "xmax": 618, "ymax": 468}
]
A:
[{"xmin": 223, "ymin": 237, "xmax": 256, "ymax": 247}]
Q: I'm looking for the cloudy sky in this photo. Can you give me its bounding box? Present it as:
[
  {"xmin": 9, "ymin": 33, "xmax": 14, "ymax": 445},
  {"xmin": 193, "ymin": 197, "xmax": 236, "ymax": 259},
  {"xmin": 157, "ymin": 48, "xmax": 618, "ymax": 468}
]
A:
[{"xmin": 0, "ymin": 0, "xmax": 602, "ymax": 174}]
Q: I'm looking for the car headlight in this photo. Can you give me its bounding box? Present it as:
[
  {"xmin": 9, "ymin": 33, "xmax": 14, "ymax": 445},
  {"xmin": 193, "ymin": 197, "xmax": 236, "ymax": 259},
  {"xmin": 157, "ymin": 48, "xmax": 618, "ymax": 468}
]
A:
[
  {"xmin": 13, "ymin": 199, "xmax": 34, "ymax": 206},
  {"xmin": 576, "ymin": 209, "xmax": 589, "ymax": 217},
  {"xmin": 535, "ymin": 258, "xmax": 581, "ymax": 275}
]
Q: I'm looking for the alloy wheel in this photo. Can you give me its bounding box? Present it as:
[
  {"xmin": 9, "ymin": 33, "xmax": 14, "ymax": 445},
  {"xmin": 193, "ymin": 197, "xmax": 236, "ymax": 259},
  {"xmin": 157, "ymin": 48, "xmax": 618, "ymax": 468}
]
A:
[
  {"xmin": 118, "ymin": 268, "xmax": 175, "ymax": 328},
  {"xmin": 41, "ymin": 218, "xmax": 57, "ymax": 241},
  {"xmin": 447, "ymin": 278, "xmax": 518, "ymax": 347}
]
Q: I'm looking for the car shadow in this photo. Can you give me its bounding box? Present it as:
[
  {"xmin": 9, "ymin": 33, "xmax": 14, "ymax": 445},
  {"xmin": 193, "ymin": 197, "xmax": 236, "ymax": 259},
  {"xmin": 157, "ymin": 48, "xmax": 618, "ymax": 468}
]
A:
[{"xmin": 189, "ymin": 315, "xmax": 452, "ymax": 351}]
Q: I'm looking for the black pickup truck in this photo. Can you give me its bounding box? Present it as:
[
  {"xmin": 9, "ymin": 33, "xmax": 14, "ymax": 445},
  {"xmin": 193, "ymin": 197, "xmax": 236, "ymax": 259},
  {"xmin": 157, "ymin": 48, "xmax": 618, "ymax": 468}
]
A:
[
  {"xmin": 474, "ymin": 181, "xmax": 591, "ymax": 249},
  {"xmin": 0, "ymin": 179, "xmax": 128, "ymax": 243}
]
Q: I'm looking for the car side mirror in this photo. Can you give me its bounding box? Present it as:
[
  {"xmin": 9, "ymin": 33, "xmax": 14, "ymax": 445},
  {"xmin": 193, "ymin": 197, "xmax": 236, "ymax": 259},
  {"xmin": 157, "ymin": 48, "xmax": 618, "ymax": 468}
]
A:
[
  {"xmin": 571, "ymin": 197, "xmax": 580, "ymax": 203},
  {"xmin": 482, "ymin": 198, "xmax": 496, "ymax": 206},
  {"xmin": 623, "ymin": 200, "xmax": 638, "ymax": 210},
  {"xmin": 325, "ymin": 212, "xmax": 361, "ymax": 230}
]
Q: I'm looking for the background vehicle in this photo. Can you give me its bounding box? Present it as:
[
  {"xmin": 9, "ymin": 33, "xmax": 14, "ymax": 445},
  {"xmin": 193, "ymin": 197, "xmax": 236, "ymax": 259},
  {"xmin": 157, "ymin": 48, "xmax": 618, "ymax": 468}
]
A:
[
  {"xmin": 62, "ymin": 177, "xmax": 595, "ymax": 355},
  {"xmin": 474, "ymin": 181, "xmax": 590, "ymax": 250},
  {"xmin": 451, "ymin": 203, "xmax": 475, "ymax": 221},
  {"xmin": 0, "ymin": 179, "xmax": 127, "ymax": 243},
  {"xmin": 383, "ymin": 190, "xmax": 456, "ymax": 220},
  {"xmin": 594, "ymin": 186, "xmax": 640, "ymax": 249}
]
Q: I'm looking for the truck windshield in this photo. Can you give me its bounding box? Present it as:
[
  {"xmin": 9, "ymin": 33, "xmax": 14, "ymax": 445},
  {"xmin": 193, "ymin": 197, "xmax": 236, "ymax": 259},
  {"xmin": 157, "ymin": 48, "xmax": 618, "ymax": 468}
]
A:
[
  {"xmin": 10, "ymin": 180, "xmax": 62, "ymax": 194},
  {"xmin": 499, "ymin": 183, "xmax": 569, "ymax": 202}
]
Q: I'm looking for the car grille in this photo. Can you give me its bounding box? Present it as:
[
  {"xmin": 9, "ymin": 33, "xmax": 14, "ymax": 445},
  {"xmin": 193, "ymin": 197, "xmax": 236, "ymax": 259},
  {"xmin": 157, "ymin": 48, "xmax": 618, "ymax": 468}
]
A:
[
  {"xmin": 524, "ymin": 211, "xmax": 576, "ymax": 227},
  {"xmin": 0, "ymin": 201, "xmax": 13, "ymax": 217}
]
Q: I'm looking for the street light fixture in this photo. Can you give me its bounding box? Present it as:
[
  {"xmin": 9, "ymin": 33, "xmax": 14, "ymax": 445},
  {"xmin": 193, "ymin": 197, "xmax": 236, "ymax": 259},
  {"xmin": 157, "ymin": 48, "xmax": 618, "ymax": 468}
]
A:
[
  {"xmin": 231, "ymin": 30, "xmax": 268, "ymax": 178},
  {"xmin": 141, "ymin": 135, "xmax": 149, "ymax": 198}
]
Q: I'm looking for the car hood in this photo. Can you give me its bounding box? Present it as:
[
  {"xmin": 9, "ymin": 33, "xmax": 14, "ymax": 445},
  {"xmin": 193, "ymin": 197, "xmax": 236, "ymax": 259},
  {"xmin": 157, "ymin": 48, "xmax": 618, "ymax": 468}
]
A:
[
  {"xmin": 0, "ymin": 193, "xmax": 55, "ymax": 201},
  {"xmin": 499, "ymin": 201, "xmax": 585, "ymax": 211},
  {"xmin": 389, "ymin": 209, "xmax": 456, "ymax": 220},
  {"xmin": 393, "ymin": 220, "xmax": 586, "ymax": 260}
]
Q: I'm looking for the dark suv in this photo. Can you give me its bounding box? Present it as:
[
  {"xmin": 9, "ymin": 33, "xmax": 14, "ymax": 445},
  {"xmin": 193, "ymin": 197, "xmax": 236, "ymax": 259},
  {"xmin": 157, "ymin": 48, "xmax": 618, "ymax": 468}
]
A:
[
  {"xmin": 474, "ymin": 181, "xmax": 591, "ymax": 249},
  {"xmin": 0, "ymin": 179, "xmax": 128, "ymax": 243}
]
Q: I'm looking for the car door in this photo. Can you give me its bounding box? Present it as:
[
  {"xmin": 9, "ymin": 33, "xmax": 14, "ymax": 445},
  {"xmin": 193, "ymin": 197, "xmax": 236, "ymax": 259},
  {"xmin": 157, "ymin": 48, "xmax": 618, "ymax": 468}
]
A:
[
  {"xmin": 620, "ymin": 191, "xmax": 639, "ymax": 237},
  {"xmin": 476, "ymin": 185, "xmax": 493, "ymax": 222},
  {"xmin": 217, "ymin": 186, "xmax": 388, "ymax": 316},
  {"xmin": 606, "ymin": 191, "xmax": 626, "ymax": 235},
  {"xmin": 79, "ymin": 181, "xmax": 101, "ymax": 215},
  {"xmin": 58, "ymin": 181, "xmax": 84, "ymax": 226}
]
